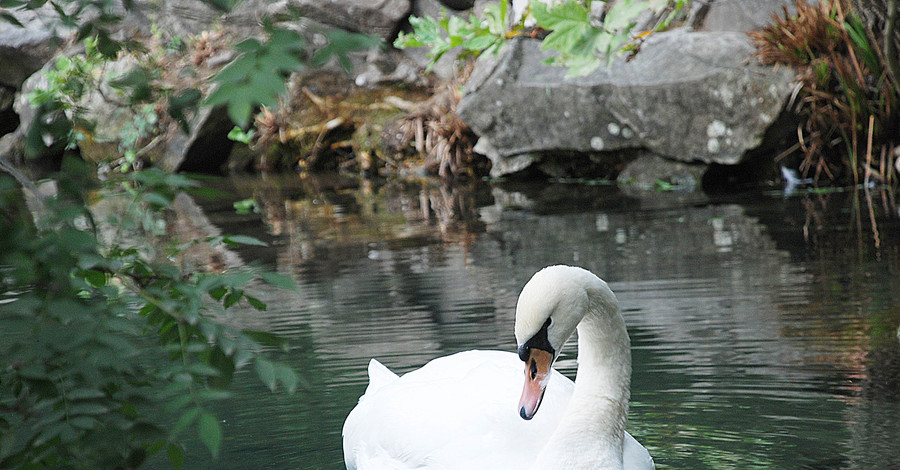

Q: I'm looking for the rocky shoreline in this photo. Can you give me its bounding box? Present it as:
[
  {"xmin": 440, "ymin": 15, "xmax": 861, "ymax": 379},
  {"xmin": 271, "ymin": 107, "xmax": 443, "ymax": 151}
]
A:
[{"xmin": 1, "ymin": 0, "xmax": 882, "ymax": 189}]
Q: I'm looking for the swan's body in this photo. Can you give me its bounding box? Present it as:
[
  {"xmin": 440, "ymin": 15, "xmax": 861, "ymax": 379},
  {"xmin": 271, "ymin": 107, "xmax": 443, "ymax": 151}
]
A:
[{"xmin": 342, "ymin": 266, "xmax": 654, "ymax": 470}]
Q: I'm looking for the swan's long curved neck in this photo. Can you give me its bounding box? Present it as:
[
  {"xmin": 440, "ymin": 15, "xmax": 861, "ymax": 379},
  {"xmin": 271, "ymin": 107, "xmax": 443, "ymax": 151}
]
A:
[{"xmin": 532, "ymin": 295, "xmax": 632, "ymax": 470}]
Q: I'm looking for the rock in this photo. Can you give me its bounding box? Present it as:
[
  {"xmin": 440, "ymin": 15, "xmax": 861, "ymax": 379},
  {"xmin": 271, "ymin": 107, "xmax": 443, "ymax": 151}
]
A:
[
  {"xmin": 155, "ymin": 104, "xmax": 235, "ymax": 172},
  {"xmin": 275, "ymin": 0, "xmax": 411, "ymax": 41},
  {"xmin": 12, "ymin": 53, "xmax": 233, "ymax": 172},
  {"xmin": 0, "ymin": 6, "xmax": 65, "ymax": 88},
  {"xmin": 1, "ymin": 86, "xmax": 17, "ymax": 135},
  {"xmin": 457, "ymin": 29, "xmax": 797, "ymax": 177},
  {"xmin": 0, "ymin": 1, "xmax": 153, "ymax": 89},
  {"xmin": 701, "ymin": 0, "xmax": 819, "ymax": 32},
  {"xmin": 616, "ymin": 152, "xmax": 707, "ymax": 192},
  {"xmin": 150, "ymin": 0, "xmax": 226, "ymax": 39},
  {"xmin": 437, "ymin": 0, "xmax": 476, "ymax": 9}
]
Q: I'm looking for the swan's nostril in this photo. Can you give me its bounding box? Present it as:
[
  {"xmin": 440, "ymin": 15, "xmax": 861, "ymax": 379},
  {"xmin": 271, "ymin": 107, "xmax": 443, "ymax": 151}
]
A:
[{"xmin": 530, "ymin": 358, "xmax": 537, "ymax": 380}]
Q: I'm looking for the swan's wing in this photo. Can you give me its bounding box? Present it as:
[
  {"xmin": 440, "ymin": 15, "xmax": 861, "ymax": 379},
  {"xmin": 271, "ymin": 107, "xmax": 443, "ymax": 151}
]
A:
[
  {"xmin": 342, "ymin": 350, "xmax": 572, "ymax": 470},
  {"xmin": 363, "ymin": 359, "xmax": 399, "ymax": 398},
  {"xmin": 624, "ymin": 431, "xmax": 655, "ymax": 470}
]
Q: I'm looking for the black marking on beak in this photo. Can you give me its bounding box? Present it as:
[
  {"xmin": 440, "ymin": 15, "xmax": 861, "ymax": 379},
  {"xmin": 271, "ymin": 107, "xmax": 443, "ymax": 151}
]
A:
[{"xmin": 518, "ymin": 317, "xmax": 554, "ymax": 361}]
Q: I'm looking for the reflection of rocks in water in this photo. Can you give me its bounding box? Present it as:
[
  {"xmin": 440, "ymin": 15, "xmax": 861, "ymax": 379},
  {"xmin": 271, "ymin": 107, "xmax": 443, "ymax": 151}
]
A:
[
  {"xmin": 844, "ymin": 400, "xmax": 900, "ymax": 470},
  {"xmin": 477, "ymin": 185, "xmax": 868, "ymax": 394},
  {"xmin": 90, "ymin": 189, "xmax": 243, "ymax": 272},
  {"xmin": 197, "ymin": 175, "xmax": 501, "ymax": 371},
  {"xmin": 846, "ymin": 302, "xmax": 900, "ymax": 470},
  {"xmin": 257, "ymin": 247, "xmax": 517, "ymax": 376},
  {"xmin": 168, "ymin": 192, "xmax": 244, "ymax": 272},
  {"xmin": 860, "ymin": 305, "xmax": 900, "ymax": 403},
  {"xmin": 479, "ymin": 185, "xmax": 785, "ymax": 281},
  {"xmin": 241, "ymin": 176, "xmax": 488, "ymax": 274}
]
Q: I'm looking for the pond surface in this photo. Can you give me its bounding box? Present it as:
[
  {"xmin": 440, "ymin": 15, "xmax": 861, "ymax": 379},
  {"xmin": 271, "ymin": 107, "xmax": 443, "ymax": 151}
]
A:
[{"xmin": 160, "ymin": 175, "xmax": 900, "ymax": 470}]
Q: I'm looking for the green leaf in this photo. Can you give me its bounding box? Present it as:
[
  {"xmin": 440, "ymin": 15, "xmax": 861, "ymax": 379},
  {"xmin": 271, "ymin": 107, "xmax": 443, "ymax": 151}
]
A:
[
  {"xmin": 69, "ymin": 416, "xmax": 97, "ymax": 430},
  {"xmin": 532, "ymin": 1, "xmax": 589, "ymax": 30},
  {"xmin": 274, "ymin": 362, "xmax": 299, "ymax": 394},
  {"xmin": 206, "ymin": 26, "xmax": 309, "ymax": 127},
  {"xmin": 310, "ymin": 29, "xmax": 382, "ymax": 72},
  {"xmin": 463, "ymin": 34, "xmax": 500, "ymax": 52},
  {"xmin": 605, "ymin": 0, "xmax": 651, "ymax": 31},
  {"xmin": 532, "ymin": 1, "xmax": 595, "ymax": 55},
  {"xmin": 227, "ymin": 127, "xmax": 254, "ymax": 145},
  {"xmin": 172, "ymin": 407, "xmax": 201, "ymax": 435},
  {"xmin": 79, "ymin": 269, "xmax": 108, "ymax": 287},
  {"xmin": 255, "ymin": 357, "xmax": 277, "ymax": 391},
  {"xmin": 208, "ymin": 346, "xmax": 235, "ymax": 389},
  {"xmin": 222, "ymin": 289, "xmax": 242, "ymax": 308},
  {"xmin": 209, "ymin": 285, "xmax": 228, "ymax": 301},
  {"xmin": 259, "ymin": 271, "xmax": 296, "ymax": 290},
  {"xmin": 198, "ymin": 411, "xmax": 223, "ymax": 457},
  {"xmin": 220, "ymin": 272, "xmax": 255, "ymax": 287},
  {"xmin": 197, "ymin": 389, "xmax": 232, "ymax": 401},
  {"xmin": 67, "ymin": 388, "xmax": 106, "ymax": 400},
  {"xmin": 245, "ymin": 295, "xmax": 266, "ymax": 311},
  {"xmin": 222, "ymin": 234, "xmax": 267, "ymax": 247},
  {"xmin": 0, "ymin": 11, "xmax": 24, "ymax": 27},
  {"xmin": 243, "ymin": 330, "xmax": 289, "ymax": 351},
  {"xmin": 68, "ymin": 403, "xmax": 111, "ymax": 416},
  {"xmin": 233, "ymin": 197, "xmax": 257, "ymax": 213},
  {"xmin": 141, "ymin": 191, "xmax": 172, "ymax": 207},
  {"xmin": 169, "ymin": 88, "xmax": 202, "ymax": 133},
  {"xmin": 167, "ymin": 443, "xmax": 185, "ymax": 469}
]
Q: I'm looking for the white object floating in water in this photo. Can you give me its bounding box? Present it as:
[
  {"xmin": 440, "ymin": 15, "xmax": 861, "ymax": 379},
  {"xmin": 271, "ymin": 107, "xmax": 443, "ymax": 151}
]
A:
[{"xmin": 342, "ymin": 265, "xmax": 655, "ymax": 470}]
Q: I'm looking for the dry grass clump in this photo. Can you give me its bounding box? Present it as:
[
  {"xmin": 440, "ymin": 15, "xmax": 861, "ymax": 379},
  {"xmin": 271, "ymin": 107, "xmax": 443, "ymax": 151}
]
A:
[
  {"xmin": 750, "ymin": 0, "xmax": 899, "ymax": 186},
  {"xmin": 391, "ymin": 81, "xmax": 478, "ymax": 179}
]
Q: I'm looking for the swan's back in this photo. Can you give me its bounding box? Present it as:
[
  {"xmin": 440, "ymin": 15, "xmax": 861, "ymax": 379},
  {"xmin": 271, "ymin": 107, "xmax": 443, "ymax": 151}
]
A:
[{"xmin": 342, "ymin": 350, "xmax": 573, "ymax": 470}]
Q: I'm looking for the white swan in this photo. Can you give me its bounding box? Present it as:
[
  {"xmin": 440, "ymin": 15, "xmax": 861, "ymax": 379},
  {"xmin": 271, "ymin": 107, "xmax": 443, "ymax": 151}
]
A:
[{"xmin": 342, "ymin": 265, "xmax": 654, "ymax": 470}]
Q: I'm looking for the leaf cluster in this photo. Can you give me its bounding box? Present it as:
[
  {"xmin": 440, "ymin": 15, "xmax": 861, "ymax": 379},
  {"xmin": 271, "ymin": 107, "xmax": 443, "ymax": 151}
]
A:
[
  {"xmin": 394, "ymin": 0, "xmax": 509, "ymax": 69},
  {"xmin": 0, "ymin": 162, "xmax": 300, "ymax": 469},
  {"xmin": 395, "ymin": 0, "xmax": 689, "ymax": 77},
  {"xmin": 532, "ymin": 0, "xmax": 687, "ymax": 76},
  {"xmin": 207, "ymin": 24, "xmax": 382, "ymax": 128}
]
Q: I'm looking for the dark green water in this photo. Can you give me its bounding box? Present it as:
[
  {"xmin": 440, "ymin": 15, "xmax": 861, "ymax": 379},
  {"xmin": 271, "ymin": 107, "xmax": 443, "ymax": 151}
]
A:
[{"xmin": 159, "ymin": 176, "xmax": 900, "ymax": 469}]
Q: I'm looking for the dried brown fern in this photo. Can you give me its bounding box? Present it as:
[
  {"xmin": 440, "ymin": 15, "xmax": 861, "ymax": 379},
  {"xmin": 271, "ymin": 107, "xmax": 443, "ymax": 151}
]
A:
[
  {"xmin": 750, "ymin": 0, "xmax": 898, "ymax": 185},
  {"xmin": 393, "ymin": 69, "xmax": 478, "ymax": 179}
]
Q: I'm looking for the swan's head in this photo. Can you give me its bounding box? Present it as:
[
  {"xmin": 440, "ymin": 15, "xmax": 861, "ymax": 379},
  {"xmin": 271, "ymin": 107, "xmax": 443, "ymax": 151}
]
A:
[{"xmin": 513, "ymin": 265, "xmax": 612, "ymax": 420}]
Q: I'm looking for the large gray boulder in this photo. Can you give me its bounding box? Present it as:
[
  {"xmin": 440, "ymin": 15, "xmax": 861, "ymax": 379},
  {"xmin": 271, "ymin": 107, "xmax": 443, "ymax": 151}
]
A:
[
  {"xmin": 702, "ymin": 0, "xmax": 819, "ymax": 32},
  {"xmin": 457, "ymin": 28, "xmax": 796, "ymax": 177},
  {"xmin": 273, "ymin": 0, "xmax": 411, "ymax": 41},
  {"xmin": 0, "ymin": 6, "xmax": 66, "ymax": 88}
]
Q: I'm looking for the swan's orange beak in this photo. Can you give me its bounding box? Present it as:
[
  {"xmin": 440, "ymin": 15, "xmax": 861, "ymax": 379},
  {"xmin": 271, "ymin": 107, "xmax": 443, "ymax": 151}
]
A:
[{"xmin": 518, "ymin": 348, "xmax": 553, "ymax": 420}]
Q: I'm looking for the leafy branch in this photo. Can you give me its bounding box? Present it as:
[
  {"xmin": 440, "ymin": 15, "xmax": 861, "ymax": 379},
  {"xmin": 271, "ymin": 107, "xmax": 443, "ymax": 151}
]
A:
[
  {"xmin": 395, "ymin": 0, "xmax": 690, "ymax": 77},
  {"xmin": 0, "ymin": 163, "xmax": 301, "ymax": 469},
  {"xmin": 394, "ymin": 0, "xmax": 510, "ymax": 69},
  {"xmin": 207, "ymin": 23, "xmax": 382, "ymax": 128}
]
